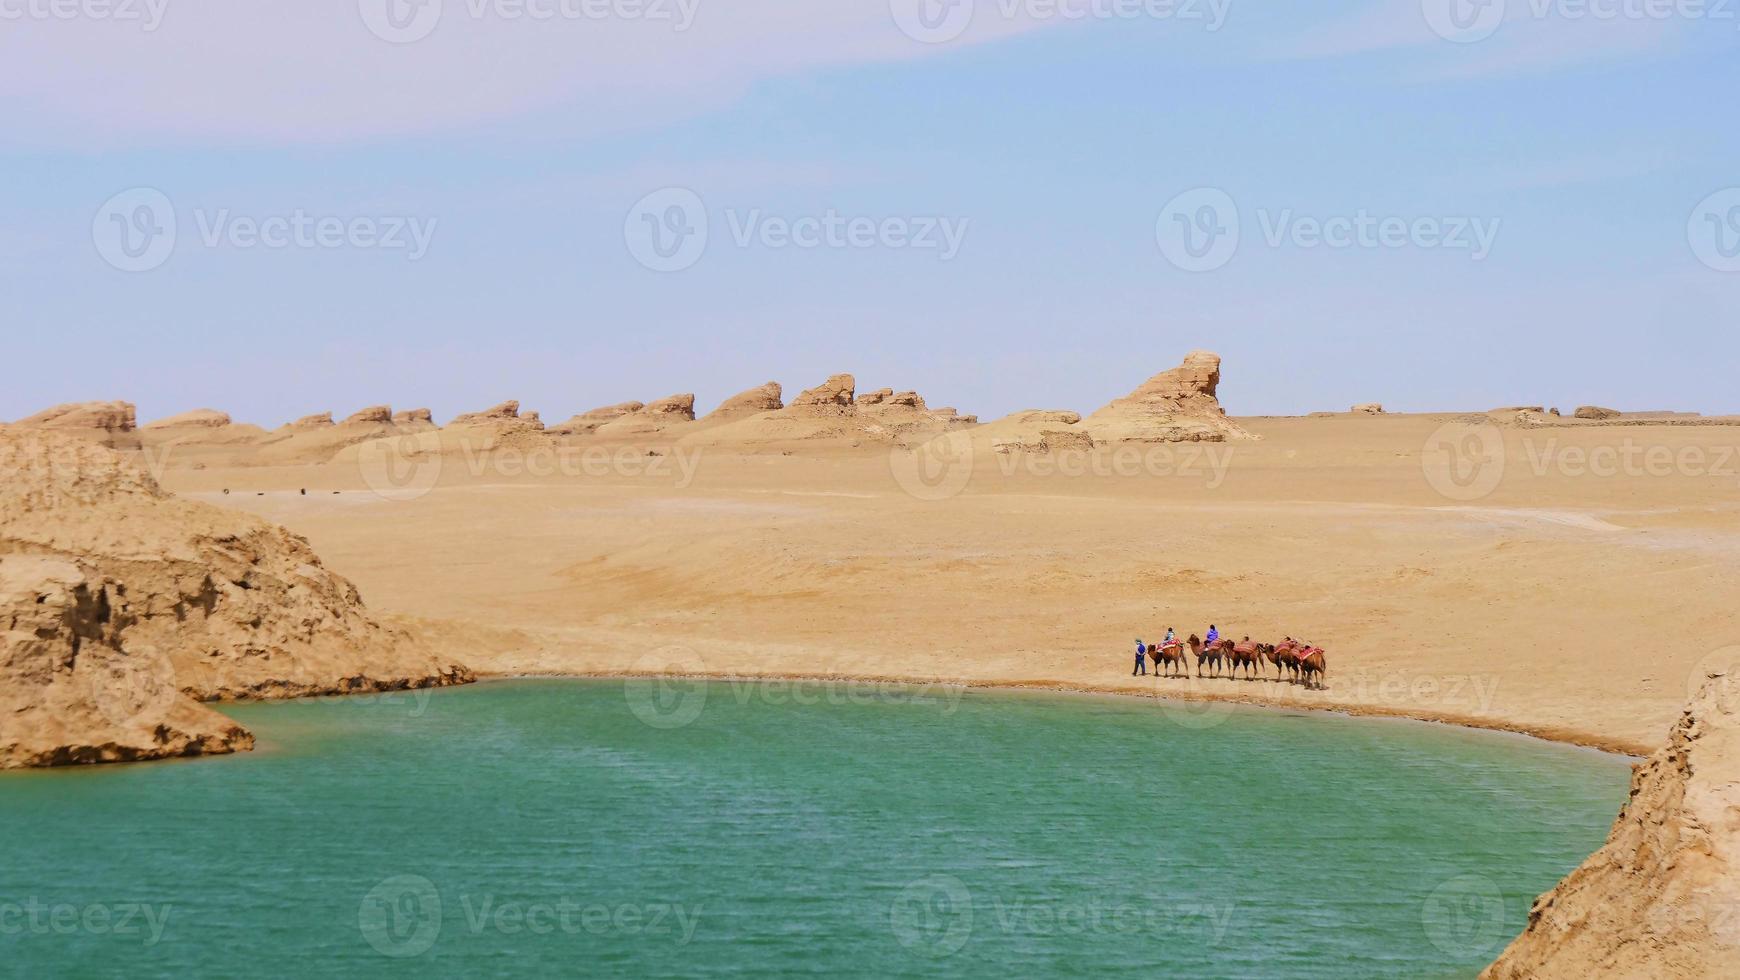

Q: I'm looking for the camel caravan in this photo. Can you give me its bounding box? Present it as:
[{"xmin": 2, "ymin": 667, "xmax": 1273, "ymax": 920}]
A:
[{"xmin": 1134, "ymin": 629, "xmax": 1327, "ymax": 689}]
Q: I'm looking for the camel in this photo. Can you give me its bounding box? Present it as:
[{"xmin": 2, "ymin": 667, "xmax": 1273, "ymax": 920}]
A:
[
  {"xmin": 1267, "ymin": 639, "xmax": 1303, "ymax": 682},
  {"xmin": 1187, "ymin": 634, "xmax": 1233, "ymax": 677},
  {"xmin": 1149, "ymin": 640, "xmax": 1188, "ymax": 677},
  {"xmin": 1297, "ymin": 647, "xmax": 1327, "ymax": 688},
  {"xmin": 1229, "ymin": 638, "xmax": 1264, "ymax": 680}
]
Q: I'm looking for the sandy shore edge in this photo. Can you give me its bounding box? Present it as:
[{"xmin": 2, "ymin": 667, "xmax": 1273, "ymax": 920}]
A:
[{"xmin": 467, "ymin": 668, "xmax": 1654, "ymax": 758}]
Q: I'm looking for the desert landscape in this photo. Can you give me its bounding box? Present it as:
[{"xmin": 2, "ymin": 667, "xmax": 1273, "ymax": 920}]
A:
[{"xmin": 5, "ymin": 351, "xmax": 1738, "ymax": 976}]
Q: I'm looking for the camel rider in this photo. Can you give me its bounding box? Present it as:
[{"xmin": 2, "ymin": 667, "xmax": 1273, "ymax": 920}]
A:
[
  {"xmin": 1163, "ymin": 627, "xmax": 1176, "ymax": 648},
  {"xmin": 1205, "ymin": 625, "xmax": 1220, "ymax": 646},
  {"xmin": 1133, "ymin": 639, "xmax": 1147, "ymax": 676}
]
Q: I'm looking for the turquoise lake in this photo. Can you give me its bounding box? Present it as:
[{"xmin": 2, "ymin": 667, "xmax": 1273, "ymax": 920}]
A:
[{"xmin": 0, "ymin": 679, "xmax": 1631, "ymax": 978}]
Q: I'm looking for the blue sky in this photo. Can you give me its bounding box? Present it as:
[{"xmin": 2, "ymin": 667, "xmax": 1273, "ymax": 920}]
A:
[{"xmin": 2, "ymin": 0, "xmax": 1736, "ymax": 425}]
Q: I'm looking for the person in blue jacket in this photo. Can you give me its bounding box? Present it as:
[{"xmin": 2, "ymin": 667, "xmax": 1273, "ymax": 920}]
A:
[{"xmin": 1133, "ymin": 639, "xmax": 1147, "ymax": 675}]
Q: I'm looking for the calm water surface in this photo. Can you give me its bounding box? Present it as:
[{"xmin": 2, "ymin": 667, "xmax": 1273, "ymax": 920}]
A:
[{"xmin": 0, "ymin": 679, "xmax": 1630, "ymax": 978}]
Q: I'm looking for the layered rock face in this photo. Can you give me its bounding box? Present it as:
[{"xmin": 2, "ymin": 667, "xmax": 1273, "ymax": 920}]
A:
[
  {"xmin": 450, "ymin": 400, "xmax": 523, "ymax": 425},
  {"xmin": 1575, "ymin": 405, "xmax": 1621, "ymax": 421},
  {"xmin": 1352, "ymin": 403, "xmax": 1384, "ymax": 415},
  {"xmin": 393, "ymin": 408, "xmax": 435, "ymax": 427},
  {"xmin": 289, "ymin": 412, "xmax": 335, "ymax": 427},
  {"xmin": 343, "ymin": 405, "xmax": 394, "ymax": 425},
  {"xmin": 705, "ymin": 383, "xmax": 783, "ymax": 420},
  {"xmin": 1082, "ymin": 351, "xmax": 1254, "ymax": 443},
  {"xmin": 589, "ymin": 394, "xmax": 699, "ymax": 439},
  {"xmin": 143, "ymin": 409, "xmax": 232, "ymax": 429},
  {"xmin": 685, "ymin": 373, "xmax": 975, "ymax": 447},
  {"xmin": 0, "ymin": 556, "xmax": 253, "ymax": 768},
  {"xmin": 1483, "ymin": 669, "xmax": 1740, "ymax": 979},
  {"xmin": 0, "ymin": 431, "xmax": 472, "ymax": 767},
  {"xmin": 791, "ymin": 374, "xmax": 857, "ymax": 411},
  {"xmin": 549, "ymin": 402, "xmax": 644, "ymax": 436},
  {"xmin": 7, "ymin": 401, "xmax": 140, "ymax": 449}
]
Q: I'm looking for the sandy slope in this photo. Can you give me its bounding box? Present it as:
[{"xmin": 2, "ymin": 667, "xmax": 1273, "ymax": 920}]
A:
[{"xmin": 154, "ymin": 412, "xmax": 1740, "ymax": 756}]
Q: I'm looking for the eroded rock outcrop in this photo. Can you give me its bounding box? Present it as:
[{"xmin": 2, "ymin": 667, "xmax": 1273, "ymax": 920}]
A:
[
  {"xmin": 393, "ymin": 408, "xmax": 435, "ymax": 426},
  {"xmin": 12, "ymin": 401, "xmax": 137, "ymax": 432},
  {"xmin": 1483, "ymin": 669, "xmax": 1740, "ymax": 979},
  {"xmin": 0, "ymin": 555, "xmax": 253, "ymax": 768},
  {"xmin": 791, "ymin": 374, "xmax": 856, "ymax": 411},
  {"xmin": 451, "ymin": 400, "xmax": 521, "ymax": 425},
  {"xmin": 1082, "ymin": 351, "xmax": 1254, "ymax": 443},
  {"xmin": 289, "ymin": 411, "xmax": 335, "ymax": 428},
  {"xmin": 685, "ymin": 373, "xmax": 975, "ymax": 448},
  {"xmin": 343, "ymin": 405, "xmax": 394, "ymax": 425},
  {"xmin": 0, "ymin": 430, "xmax": 472, "ymax": 767},
  {"xmin": 7, "ymin": 401, "xmax": 140, "ymax": 449},
  {"xmin": 705, "ymin": 382, "xmax": 783, "ymax": 419},
  {"xmin": 143, "ymin": 409, "xmax": 232, "ymax": 430},
  {"xmin": 1575, "ymin": 406, "xmax": 1621, "ymax": 421},
  {"xmin": 549, "ymin": 401, "xmax": 644, "ymax": 436},
  {"xmin": 1352, "ymin": 403, "xmax": 1385, "ymax": 415}
]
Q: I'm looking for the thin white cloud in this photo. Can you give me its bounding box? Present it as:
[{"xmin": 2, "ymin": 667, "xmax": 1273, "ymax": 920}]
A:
[
  {"xmin": 0, "ymin": 0, "xmax": 1052, "ymax": 148},
  {"xmin": 1278, "ymin": 0, "xmax": 1683, "ymax": 78}
]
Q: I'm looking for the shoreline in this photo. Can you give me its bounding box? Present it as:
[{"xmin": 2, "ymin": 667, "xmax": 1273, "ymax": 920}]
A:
[{"xmin": 468, "ymin": 668, "xmax": 1655, "ymax": 758}]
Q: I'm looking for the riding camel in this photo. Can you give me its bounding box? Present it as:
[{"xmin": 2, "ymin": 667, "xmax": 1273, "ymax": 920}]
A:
[
  {"xmin": 1187, "ymin": 634, "xmax": 1233, "ymax": 677},
  {"xmin": 1149, "ymin": 639, "xmax": 1189, "ymax": 677}
]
